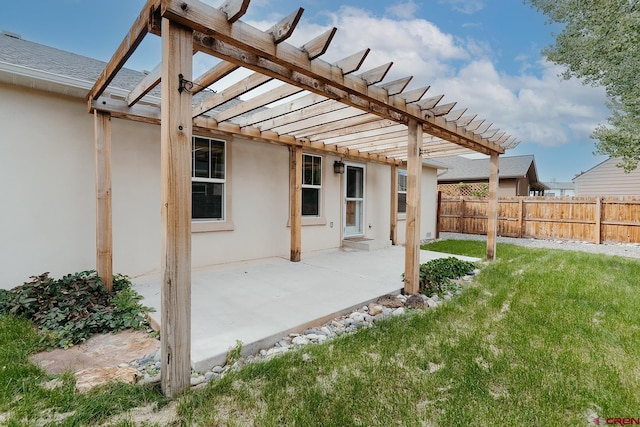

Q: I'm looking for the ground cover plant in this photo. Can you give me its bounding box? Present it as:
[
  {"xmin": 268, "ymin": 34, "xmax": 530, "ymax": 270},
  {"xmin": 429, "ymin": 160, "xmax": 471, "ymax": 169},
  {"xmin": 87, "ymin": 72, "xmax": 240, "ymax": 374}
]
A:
[
  {"xmin": 174, "ymin": 241, "xmax": 640, "ymax": 426},
  {"xmin": 418, "ymin": 256, "xmax": 476, "ymax": 295},
  {"xmin": 0, "ymin": 271, "xmax": 153, "ymax": 349},
  {"xmin": 0, "ymin": 271, "xmax": 166, "ymax": 426}
]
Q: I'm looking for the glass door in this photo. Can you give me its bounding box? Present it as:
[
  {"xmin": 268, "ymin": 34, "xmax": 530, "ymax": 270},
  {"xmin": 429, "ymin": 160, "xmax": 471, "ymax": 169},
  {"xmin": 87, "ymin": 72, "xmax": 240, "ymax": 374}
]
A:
[{"xmin": 344, "ymin": 164, "xmax": 365, "ymax": 237}]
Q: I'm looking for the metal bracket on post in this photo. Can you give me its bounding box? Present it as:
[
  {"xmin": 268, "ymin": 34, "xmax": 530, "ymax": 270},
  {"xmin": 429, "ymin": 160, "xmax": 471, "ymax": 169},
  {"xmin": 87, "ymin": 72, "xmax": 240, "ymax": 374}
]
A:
[{"xmin": 178, "ymin": 74, "xmax": 193, "ymax": 93}]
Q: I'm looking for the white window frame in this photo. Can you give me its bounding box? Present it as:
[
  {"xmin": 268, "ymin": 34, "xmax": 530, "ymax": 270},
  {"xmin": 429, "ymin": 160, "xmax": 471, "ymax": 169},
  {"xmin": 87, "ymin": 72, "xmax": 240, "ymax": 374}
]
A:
[
  {"xmin": 398, "ymin": 169, "xmax": 407, "ymax": 218},
  {"xmin": 302, "ymin": 153, "xmax": 322, "ymax": 218},
  {"xmin": 191, "ymin": 136, "xmax": 234, "ymax": 232}
]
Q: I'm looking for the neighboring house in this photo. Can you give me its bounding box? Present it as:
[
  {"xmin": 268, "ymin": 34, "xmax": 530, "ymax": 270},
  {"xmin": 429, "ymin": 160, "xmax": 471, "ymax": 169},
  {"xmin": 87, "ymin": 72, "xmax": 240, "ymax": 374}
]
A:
[
  {"xmin": 542, "ymin": 181, "xmax": 575, "ymax": 197},
  {"xmin": 573, "ymin": 158, "xmax": 640, "ymax": 196},
  {"xmin": 0, "ymin": 31, "xmax": 442, "ymax": 288},
  {"xmin": 436, "ymin": 155, "xmax": 546, "ymax": 197}
]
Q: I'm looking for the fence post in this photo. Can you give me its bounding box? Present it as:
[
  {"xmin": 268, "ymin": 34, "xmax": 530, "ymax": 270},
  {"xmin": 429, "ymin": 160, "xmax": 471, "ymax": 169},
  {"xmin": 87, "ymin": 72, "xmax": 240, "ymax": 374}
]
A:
[
  {"xmin": 595, "ymin": 196, "xmax": 602, "ymax": 244},
  {"xmin": 518, "ymin": 198, "xmax": 524, "ymax": 238},
  {"xmin": 459, "ymin": 196, "xmax": 465, "ymax": 233}
]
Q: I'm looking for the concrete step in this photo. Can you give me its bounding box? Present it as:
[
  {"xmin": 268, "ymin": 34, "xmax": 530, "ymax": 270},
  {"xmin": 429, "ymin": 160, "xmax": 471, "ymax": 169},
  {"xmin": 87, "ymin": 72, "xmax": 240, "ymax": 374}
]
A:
[{"xmin": 342, "ymin": 238, "xmax": 392, "ymax": 251}]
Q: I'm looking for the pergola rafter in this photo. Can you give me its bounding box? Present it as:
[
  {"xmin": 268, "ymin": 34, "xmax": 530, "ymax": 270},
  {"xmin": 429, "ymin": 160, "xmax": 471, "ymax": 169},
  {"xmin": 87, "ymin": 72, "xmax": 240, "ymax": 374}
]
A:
[{"xmin": 87, "ymin": 0, "xmax": 517, "ymax": 397}]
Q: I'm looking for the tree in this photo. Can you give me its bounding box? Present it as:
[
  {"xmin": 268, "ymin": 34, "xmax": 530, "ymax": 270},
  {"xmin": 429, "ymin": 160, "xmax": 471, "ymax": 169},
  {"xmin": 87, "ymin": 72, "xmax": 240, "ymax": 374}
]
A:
[{"xmin": 527, "ymin": 0, "xmax": 640, "ymax": 171}]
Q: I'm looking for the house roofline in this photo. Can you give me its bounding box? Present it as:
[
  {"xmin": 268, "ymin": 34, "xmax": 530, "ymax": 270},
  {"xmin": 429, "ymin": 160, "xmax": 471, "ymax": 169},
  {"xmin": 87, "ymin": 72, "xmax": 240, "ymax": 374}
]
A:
[{"xmin": 0, "ymin": 60, "xmax": 160, "ymax": 103}]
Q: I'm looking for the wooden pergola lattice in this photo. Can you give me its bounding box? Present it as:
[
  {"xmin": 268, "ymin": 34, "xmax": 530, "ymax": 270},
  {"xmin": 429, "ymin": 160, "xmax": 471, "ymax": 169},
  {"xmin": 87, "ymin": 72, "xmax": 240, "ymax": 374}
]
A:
[{"xmin": 88, "ymin": 0, "xmax": 517, "ymax": 397}]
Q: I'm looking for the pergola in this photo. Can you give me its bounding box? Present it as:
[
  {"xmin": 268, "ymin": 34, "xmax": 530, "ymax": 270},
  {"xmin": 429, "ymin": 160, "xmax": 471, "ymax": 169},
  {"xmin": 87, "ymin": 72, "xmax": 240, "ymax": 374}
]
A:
[{"xmin": 88, "ymin": 0, "xmax": 517, "ymax": 397}]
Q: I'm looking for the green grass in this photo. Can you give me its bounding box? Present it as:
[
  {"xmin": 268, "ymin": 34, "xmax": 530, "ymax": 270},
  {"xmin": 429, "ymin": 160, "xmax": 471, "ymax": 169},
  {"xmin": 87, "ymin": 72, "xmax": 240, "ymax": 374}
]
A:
[
  {"xmin": 0, "ymin": 316, "xmax": 169, "ymax": 426},
  {"xmin": 174, "ymin": 241, "xmax": 640, "ymax": 426},
  {"xmin": 2, "ymin": 241, "xmax": 639, "ymax": 426}
]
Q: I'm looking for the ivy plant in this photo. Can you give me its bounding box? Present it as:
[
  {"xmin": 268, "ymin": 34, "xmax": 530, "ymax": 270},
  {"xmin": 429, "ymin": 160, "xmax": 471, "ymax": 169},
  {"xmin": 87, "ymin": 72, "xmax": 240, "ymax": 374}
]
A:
[{"xmin": 0, "ymin": 270, "xmax": 154, "ymax": 349}]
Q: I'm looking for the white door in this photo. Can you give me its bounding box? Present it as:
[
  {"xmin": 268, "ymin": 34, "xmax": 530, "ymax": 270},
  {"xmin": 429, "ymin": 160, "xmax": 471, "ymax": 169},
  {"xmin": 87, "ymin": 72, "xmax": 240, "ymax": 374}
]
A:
[{"xmin": 344, "ymin": 164, "xmax": 365, "ymax": 237}]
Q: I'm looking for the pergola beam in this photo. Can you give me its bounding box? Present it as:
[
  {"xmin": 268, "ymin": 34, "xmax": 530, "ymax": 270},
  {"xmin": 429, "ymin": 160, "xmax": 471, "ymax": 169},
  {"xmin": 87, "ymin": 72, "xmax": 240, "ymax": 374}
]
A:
[
  {"xmin": 161, "ymin": 0, "xmax": 505, "ymax": 155},
  {"xmin": 310, "ymin": 118, "xmax": 398, "ymax": 141},
  {"xmin": 87, "ymin": 0, "xmax": 159, "ymax": 103},
  {"xmin": 91, "ymin": 96, "xmax": 403, "ymax": 166},
  {"xmin": 193, "ymin": 72, "xmax": 272, "ymax": 117},
  {"xmin": 192, "ymin": 61, "xmax": 239, "ymax": 95},
  {"xmin": 126, "ymin": 64, "xmax": 161, "ymax": 106},
  {"xmin": 214, "ymin": 84, "xmax": 303, "ymax": 123}
]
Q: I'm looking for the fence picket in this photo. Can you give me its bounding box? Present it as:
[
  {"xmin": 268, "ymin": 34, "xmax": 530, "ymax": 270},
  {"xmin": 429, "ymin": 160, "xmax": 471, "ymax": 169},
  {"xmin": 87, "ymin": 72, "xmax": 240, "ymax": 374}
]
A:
[{"xmin": 437, "ymin": 196, "xmax": 640, "ymax": 244}]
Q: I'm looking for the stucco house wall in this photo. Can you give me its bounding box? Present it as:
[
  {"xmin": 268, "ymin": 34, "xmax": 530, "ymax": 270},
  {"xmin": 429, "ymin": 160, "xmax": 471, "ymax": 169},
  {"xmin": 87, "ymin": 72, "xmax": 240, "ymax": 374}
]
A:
[{"xmin": 0, "ymin": 80, "xmax": 439, "ymax": 289}]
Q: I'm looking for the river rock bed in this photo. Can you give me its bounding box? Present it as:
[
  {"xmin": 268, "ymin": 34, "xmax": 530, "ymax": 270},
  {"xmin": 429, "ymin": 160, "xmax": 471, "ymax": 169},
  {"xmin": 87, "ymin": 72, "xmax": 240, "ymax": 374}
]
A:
[{"xmin": 132, "ymin": 268, "xmax": 480, "ymax": 387}]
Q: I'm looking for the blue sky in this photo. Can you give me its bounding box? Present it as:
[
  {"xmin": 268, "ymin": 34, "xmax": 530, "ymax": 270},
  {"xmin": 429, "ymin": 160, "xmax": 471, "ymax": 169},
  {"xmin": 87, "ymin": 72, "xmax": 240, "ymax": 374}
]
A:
[{"xmin": 1, "ymin": 0, "xmax": 610, "ymax": 182}]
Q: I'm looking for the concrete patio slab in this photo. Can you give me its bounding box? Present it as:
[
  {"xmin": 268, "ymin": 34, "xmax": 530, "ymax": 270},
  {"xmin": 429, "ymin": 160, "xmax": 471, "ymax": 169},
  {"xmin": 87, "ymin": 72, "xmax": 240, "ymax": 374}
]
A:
[{"xmin": 132, "ymin": 246, "xmax": 480, "ymax": 372}]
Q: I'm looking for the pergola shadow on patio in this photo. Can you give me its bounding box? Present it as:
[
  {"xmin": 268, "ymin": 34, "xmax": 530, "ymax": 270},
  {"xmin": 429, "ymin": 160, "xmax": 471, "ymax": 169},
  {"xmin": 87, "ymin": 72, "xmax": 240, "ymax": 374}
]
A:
[
  {"xmin": 133, "ymin": 246, "xmax": 480, "ymax": 372},
  {"xmin": 89, "ymin": 0, "xmax": 517, "ymax": 395}
]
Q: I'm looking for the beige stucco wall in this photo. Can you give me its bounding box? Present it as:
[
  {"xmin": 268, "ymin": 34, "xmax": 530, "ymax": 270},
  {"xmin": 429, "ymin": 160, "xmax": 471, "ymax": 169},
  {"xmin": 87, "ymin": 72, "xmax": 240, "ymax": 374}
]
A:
[
  {"xmin": 395, "ymin": 165, "xmax": 439, "ymax": 244},
  {"xmin": 1, "ymin": 84, "xmax": 97, "ymax": 288},
  {"xmin": 0, "ymin": 81, "xmax": 439, "ymax": 289}
]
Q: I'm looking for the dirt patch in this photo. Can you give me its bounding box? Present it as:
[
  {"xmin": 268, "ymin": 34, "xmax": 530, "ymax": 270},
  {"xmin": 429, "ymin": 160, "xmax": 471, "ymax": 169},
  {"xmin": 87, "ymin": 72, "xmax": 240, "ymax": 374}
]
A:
[{"xmin": 30, "ymin": 329, "xmax": 159, "ymax": 375}]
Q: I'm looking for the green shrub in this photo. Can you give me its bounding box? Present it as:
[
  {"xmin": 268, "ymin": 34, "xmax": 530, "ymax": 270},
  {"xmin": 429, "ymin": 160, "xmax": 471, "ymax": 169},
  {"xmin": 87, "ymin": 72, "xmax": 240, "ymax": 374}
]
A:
[
  {"xmin": 0, "ymin": 270, "xmax": 154, "ymax": 349},
  {"xmin": 419, "ymin": 257, "xmax": 476, "ymax": 296}
]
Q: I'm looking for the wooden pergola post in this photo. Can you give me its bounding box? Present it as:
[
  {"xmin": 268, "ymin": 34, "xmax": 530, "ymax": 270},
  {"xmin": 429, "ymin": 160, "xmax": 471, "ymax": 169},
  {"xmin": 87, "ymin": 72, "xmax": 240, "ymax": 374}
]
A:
[
  {"xmin": 486, "ymin": 152, "xmax": 499, "ymax": 260},
  {"xmin": 404, "ymin": 119, "xmax": 422, "ymax": 294},
  {"xmin": 290, "ymin": 146, "xmax": 302, "ymax": 262},
  {"xmin": 160, "ymin": 17, "xmax": 193, "ymax": 398},
  {"xmin": 94, "ymin": 111, "xmax": 113, "ymax": 292},
  {"xmin": 390, "ymin": 164, "xmax": 398, "ymax": 245}
]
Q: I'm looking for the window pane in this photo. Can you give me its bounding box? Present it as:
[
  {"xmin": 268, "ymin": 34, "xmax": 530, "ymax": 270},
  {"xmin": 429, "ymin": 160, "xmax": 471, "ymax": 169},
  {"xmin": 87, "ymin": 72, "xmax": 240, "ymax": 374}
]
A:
[
  {"xmin": 346, "ymin": 166, "xmax": 363, "ymax": 198},
  {"xmin": 302, "ymin": 188, "xmax": 320, "ymax": 216},
  {"xmin": 398, "ymin": 192, "xmax": 407, "ymax": 214},
  {"xmin": 210, "ymin": 140, "xmax": 225, "ymax": 180},
  {"xmin": 303, "ymin": 155, "xmax": 322, "ymax": 186},
  {"xmin": 398, "ymin": 171, "xmax": 407, "ymax": 192},
  {"xmin": 311, "ymin": 156, "xmax": 321, "ymax": 186},
  {"xmin": 303, "ymin": 155, "xmax": 313, "ymax": 185},
  {"xmin": 193, "ymin": 137, "xmax": 209, "ymax": 178},
  {"xmin": 192, "ymin": 182, "xmax": 224, "ymax": 219}
]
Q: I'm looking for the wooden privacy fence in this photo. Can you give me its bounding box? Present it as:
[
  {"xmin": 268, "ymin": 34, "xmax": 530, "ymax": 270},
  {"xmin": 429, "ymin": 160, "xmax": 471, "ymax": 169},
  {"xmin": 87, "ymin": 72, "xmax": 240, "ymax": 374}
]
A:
[{"xmin": 437, "ymin": 195, "xmax": 640, "ymax": 244}]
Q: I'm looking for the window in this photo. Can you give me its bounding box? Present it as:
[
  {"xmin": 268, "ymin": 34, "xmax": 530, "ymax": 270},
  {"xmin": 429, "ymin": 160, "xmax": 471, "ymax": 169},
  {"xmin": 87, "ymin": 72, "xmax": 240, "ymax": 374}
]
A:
[
  {"xmin": 192, "ymin": 136, "xmax": 225, "ymax": 221},
  {"xmin": 302, "ymin": 154, "xmax": 322, "ymax": 217},
  {"xmin": 398, "ymin": 169, "xmax": 407, "ymax": 214}
]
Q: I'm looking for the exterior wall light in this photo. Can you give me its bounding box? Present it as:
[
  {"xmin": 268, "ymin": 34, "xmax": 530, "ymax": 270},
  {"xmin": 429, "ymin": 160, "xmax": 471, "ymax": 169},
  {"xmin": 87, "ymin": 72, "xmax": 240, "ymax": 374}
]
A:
[{"xmin": 333, "ymin": 160, "xmax": 345, "ymax": 174}]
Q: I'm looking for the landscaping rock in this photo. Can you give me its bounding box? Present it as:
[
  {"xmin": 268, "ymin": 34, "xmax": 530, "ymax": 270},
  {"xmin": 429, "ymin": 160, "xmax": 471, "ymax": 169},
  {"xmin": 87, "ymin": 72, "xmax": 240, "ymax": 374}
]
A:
[
  {"xmin": 405, "ymin": 294, "xmax": 425, "ymax": 309},
  {"xmin": 292, "ymin": 336, "xmax": 310, "ymax": 346},
  {"xmin": 75, "ymin": 366, "xmax": 139, "ymax": 393},
  {"xmin": 368, "ymin": 303, "xmax": 384, "ymax": 315},
  {"xmin": 376, "ymin": 294, "xmax": 404, "ymax": 308}
]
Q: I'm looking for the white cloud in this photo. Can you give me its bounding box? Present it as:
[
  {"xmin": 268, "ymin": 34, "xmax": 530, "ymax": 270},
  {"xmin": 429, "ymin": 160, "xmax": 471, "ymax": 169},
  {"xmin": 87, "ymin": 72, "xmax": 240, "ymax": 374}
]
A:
[
  {"xmin": 429, "ymin": 60, "xmax": 608, "ymax": 148},
  {"xmin": 195, "ymin": 2, "xmax": 609, "ymax": 151},
  {"xmin": 439, "ymin": 0, "xmax": 485, "ymax": 14},
  {"xmin": 385, "ymin": 1, "xmax": 421, "ymax": 19}
]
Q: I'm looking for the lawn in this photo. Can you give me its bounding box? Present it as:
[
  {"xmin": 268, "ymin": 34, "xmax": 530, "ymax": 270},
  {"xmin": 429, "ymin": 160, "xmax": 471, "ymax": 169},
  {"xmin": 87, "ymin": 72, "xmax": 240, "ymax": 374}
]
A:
[
  {"xmin": 1, "ymin": 240, "xmax": 639, "ymax": 426},
  {"xmin": 175, "ymin": 241, "xmax": 640, "ymax": 426}
]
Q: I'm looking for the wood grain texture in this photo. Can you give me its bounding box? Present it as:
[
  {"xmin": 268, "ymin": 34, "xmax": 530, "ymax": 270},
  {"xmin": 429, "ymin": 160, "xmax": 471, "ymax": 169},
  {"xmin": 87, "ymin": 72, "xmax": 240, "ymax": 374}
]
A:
[
  {"xmin": 160, "ymin": 18, "xmax": 193, "ymax": 398},
  {"xmin": 94, "ymin": 111, "xmax": 113, "ymax": 292},
  {"xmin": 404, "ymin": 119, "xmax": 422, "ymax": 294},
  {"xmin": 88, "ymin": 0, "xmax": 159, "ymax": 101},
  {"xmin": 486, "ymin": 153, "xmax": 499, "ymax": 260},
  {"xmin": 290, "ymin": 146, "xmax": 302, "ymax": 262}
]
